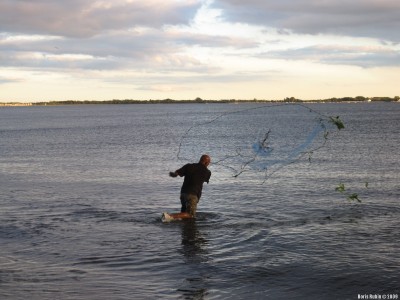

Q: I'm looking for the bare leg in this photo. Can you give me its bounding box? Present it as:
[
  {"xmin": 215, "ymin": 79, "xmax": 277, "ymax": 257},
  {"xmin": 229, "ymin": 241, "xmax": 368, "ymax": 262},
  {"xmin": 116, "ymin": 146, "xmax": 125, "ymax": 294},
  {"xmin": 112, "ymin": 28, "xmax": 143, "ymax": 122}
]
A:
[{"xmin": 168, "ymin": 212, "xmax": 193, "ymax": 219}]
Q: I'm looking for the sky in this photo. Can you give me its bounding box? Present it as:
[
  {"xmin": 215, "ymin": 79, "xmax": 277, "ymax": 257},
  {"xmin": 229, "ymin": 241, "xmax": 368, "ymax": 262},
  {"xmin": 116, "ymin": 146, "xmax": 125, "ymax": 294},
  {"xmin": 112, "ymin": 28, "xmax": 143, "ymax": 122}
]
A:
[{"xmin": 1, "ymin": 0, "xmax": 399, "ymax": 102}]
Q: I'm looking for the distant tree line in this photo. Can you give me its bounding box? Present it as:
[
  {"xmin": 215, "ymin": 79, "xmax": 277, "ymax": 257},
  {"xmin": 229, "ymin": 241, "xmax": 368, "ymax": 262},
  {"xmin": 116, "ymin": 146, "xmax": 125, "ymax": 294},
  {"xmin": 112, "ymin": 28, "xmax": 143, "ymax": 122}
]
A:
[{"xmin": 23, "ymin": 95, "xmax": 400, "ymax": 106}]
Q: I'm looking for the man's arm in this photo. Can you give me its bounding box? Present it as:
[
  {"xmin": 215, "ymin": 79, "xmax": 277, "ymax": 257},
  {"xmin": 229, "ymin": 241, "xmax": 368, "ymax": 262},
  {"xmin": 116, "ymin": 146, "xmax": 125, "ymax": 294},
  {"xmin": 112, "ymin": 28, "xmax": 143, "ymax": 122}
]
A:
[
  {"xmin": 169, "ymin": 164, "xmax": 187, "ymax": 178},
  {"xmin": 169, "ymin": 171, "xmax": 178, "ymax": 177},
  {"xmin": 205, "ymin": 170, "xmax": 211, "ymax": 183}
]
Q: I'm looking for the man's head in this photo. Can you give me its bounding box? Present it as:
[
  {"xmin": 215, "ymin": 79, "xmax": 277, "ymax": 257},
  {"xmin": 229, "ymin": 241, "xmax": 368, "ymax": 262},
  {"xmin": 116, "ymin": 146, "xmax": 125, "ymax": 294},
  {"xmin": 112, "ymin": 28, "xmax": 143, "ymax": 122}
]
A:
[{"xmin": 199, "ymin": 154, "xmax": 211, "ymax": 167}]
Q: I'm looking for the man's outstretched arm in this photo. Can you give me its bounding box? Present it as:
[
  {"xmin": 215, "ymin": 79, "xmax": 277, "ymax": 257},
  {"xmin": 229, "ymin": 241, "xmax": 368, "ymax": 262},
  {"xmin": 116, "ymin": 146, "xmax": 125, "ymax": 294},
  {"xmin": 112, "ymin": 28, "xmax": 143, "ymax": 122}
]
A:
[{"xmin": 169, "ymin": 171, "xmax": 178, "ymax": 177}]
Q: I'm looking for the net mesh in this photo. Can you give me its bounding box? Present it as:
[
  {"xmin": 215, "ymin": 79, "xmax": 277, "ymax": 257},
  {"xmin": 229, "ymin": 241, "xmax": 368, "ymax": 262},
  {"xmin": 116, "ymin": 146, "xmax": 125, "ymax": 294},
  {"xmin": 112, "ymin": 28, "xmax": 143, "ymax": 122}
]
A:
[{"xmin": 177, "ymin": 103, "xmax": 343, "ymax": 183}]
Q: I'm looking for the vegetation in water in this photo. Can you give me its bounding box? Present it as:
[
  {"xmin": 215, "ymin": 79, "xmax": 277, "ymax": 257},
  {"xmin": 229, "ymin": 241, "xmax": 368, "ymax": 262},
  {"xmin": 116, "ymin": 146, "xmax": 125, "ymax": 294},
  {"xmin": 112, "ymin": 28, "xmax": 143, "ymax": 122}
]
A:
[
  {"xmin": 330, "ymin": 116, "xmax": 345, "ymax": 130},
  {"xmin": 335, "ymin": 182, "xmax": 368, "ymax": 203}
]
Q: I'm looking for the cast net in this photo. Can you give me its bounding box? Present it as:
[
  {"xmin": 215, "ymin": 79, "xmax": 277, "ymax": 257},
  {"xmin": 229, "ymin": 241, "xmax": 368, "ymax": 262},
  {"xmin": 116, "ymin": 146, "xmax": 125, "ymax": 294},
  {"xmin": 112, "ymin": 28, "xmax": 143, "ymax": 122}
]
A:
[{"xmin": 177, "ymin": 103, "xmax": 344, "ymax": 183}]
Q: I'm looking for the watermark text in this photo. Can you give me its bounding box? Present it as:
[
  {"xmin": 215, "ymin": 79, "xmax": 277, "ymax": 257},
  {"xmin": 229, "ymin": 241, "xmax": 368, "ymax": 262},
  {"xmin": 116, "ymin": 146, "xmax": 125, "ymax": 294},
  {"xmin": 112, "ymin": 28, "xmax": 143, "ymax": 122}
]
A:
[{"xmin": 358, "ymin": 294, "xmax": 398, "ymax": 300}]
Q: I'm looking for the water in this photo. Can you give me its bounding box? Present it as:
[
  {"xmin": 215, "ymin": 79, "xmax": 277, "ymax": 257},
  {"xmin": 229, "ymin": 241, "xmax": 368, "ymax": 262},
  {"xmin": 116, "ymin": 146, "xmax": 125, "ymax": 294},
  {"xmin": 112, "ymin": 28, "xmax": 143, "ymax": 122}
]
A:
[{"xmin": 0, "ymin": 102, "xmax": 399, "ymax": 299}]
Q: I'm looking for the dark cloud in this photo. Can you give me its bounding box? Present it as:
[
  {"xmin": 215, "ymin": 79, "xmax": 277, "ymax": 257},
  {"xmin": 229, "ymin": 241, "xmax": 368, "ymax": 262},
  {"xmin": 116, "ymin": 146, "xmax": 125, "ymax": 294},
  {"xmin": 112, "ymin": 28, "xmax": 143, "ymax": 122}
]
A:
[
  {"xmin": 214, "ymin": 0, "xmax": 400, "ymax": 42},
  {"xmin": 0, "ymin": 0, "xmax": 202, "ymax": 38}
]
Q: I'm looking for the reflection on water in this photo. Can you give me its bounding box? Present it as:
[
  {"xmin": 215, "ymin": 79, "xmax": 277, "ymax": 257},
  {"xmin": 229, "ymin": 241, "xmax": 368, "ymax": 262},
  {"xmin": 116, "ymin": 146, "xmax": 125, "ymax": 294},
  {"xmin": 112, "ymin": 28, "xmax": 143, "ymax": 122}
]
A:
[{"xmin": 178, "ymin": 220, "xmax": 209, "ymax": 300}]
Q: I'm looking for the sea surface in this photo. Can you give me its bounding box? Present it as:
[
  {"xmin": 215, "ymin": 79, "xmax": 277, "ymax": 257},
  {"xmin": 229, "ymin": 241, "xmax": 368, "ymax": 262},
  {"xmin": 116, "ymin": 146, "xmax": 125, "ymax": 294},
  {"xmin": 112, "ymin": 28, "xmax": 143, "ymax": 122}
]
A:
[{"xmin": 0, "ymin": 102, "xmax": 399, "ymax": 300}]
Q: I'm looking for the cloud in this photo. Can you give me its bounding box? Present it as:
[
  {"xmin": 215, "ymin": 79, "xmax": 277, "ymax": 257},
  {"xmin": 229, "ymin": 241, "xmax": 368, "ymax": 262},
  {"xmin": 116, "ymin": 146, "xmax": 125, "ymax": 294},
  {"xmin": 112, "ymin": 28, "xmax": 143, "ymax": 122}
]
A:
[
  {"xmin": 262, "ymin": 44, "xmax": 400, "ymax": 68},
  {"xmin": 0, "ymin": 0, "xmax": 202, "ymax": 38},
  {"xmin": 4, "ymin": 0, "xmax": 395, "ymax": 74},
  {"xmin": 0, "ymin": 76, "xmax": 22, "ymax": 84},
  {"xmin": 214, "ymin": 0, "xmax": 400, "ymax": 42},
  {"xmin": 0, "ymin": 24, "xmax": 257, "ymax": 72}
]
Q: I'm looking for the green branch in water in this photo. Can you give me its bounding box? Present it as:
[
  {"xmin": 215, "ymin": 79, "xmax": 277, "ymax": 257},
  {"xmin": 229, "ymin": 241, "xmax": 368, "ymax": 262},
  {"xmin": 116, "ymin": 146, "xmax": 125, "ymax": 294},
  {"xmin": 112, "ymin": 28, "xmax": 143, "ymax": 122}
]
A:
[
  {"xmin": 347, "ymin": 193, "xmax": 361, "ymax": 202},
  {"xmin": 330, "ymin": 116, "xmax": 345, "ymax": 130},
  {"xmin": 335, "ymin": 183, "xmax": 363, "ymax": 203},
  {"xmin": 335, "ymin": 183, "xmax": 346, "ymax": 193}
]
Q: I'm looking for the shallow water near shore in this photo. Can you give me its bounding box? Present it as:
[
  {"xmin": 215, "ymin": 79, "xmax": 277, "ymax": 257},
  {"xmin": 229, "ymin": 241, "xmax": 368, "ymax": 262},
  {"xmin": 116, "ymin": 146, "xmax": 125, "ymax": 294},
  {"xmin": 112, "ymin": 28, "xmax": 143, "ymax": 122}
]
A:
[{"xmin": 1, "ymin": 102, "xmax": 399, "ymax": 299}]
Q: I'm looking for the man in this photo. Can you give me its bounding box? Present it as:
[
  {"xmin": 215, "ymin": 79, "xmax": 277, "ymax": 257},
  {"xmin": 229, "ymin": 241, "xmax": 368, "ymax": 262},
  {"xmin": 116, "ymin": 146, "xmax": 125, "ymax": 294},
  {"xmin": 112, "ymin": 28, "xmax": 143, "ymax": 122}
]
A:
[{"xmin": 169, "ymin": 154, "xmax": 211, "ymax": 218}]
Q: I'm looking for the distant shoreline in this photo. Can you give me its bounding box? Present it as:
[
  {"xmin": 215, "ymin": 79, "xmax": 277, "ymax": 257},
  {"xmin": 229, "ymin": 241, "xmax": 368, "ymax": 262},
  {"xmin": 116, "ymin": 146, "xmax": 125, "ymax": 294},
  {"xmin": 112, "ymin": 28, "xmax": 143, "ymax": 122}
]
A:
[{"xmin": 1, "ymin": 96, "xmax": 399, "ymax": 106}]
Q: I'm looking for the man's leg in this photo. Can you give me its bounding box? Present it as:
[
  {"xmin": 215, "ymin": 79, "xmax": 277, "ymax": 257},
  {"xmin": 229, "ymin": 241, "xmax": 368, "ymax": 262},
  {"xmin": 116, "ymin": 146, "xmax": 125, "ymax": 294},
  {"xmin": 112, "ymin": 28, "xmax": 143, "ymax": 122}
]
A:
[
  {"xmin": 180, "ymin": 194, "xmax": 187, "ymax": 212},
  {"xmin": 185, "ymin": 194, "xmax": 199, "ymax": 217}
]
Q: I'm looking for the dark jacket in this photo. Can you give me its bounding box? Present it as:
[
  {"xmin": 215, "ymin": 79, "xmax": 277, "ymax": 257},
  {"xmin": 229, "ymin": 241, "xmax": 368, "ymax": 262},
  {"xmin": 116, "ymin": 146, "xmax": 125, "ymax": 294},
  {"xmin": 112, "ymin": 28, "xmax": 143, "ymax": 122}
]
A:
[{"xmin": 176, "ymin": 163, "xmax": 211, "ymax": 199}]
